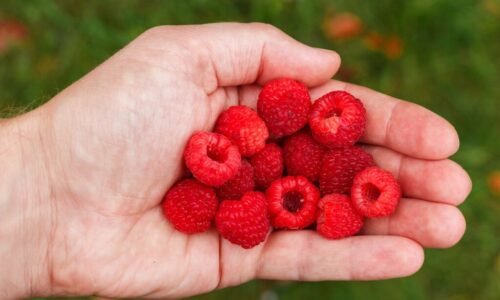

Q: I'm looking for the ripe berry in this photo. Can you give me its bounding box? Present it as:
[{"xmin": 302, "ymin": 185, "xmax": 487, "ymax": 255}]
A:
[
  {"xmin": 257, "ymin": 78, "xmax": 311, "ymax": 137},
  {"xmin": 215, "ymin": 191, "xmax": 270, "ymax": 249},
  {"xmin": 184, "ymin": 131, "xmax": 241, "ymax": 186},
  {"xmin": 266, "ymin": 176, "xmax": 320, "ymax": 229},
  {"xmin": 351, "ymin": 167, "xmax": 401, "ymax": 218},
  {"xmin": 319, "ymin": 146, "xmax": 375, "ymax": 195},
  {"xmin": 316, "ymin": 194, "xmax": 364, "ymax": 239},
  {"xmin": 215, "ymin": 105, "xmax": 269, "ymax": 157},
  {"xmin": 216, "ymin": 159, "xmax": 254, "ymax": 200},
  {"xmin": 250, "ymin": 143, "xmax": 284, "ymax": 189},
  {"xmin": 162, "ymin": 179, "xmax": 218, "ymax": 234},
  {"xmin": 283, "ymin": 128, "xmax": 326, "ymax": 182},
  {"xmin": 309, "ymin": 91, "xmax": 366, "ymax": 147}
]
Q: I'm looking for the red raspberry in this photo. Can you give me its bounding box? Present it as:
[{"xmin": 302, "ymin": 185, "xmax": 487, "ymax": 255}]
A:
[
  {"xmin": 215, "ymin": 105, "xmax": 269, "ymax": 157},
  {"xmin": 319, "ymin": 146, "xmax": 375, "ymax": 195},
  {"xmin": 162, "ymin": 179, "xmax": 218, "ymax": 234},
  {"xmin": 215, "ymin": 191, "xmax": 270, "ymax": 249},
  {"xmin": 316, "ymin": 194, "xmax": 364, "ymax": 239},
  {"xmin": 216, "ymin": 159, "xmax": 254, "ymax": 200},
  {"xmin": 257, "ymin": 78, "xmax": 311, "ymax": 138},
  {"xmin": 249, "ymin": 143, "xmax": 284, "ymax": 189},
  {"xmin": 179, "ymin": 165, "xmax": 192, "ymax": 179},
  {"xmin": 266, "ymin": 176, "xmax": 320, "ymax": 229},
  {"xmin": 309, "ymin": 91, "xmax": 366, "ymax": 147},
  {"xmin": 283, "ymin": 128, "xmax": 327, "ymax": 182},
  {"xmin": 184, "ymin": 131, "xmax": 241, "ymax": 186},
  {"xmin": 351, "ymin": 166, "xmax": 402, "ymax": 218}
]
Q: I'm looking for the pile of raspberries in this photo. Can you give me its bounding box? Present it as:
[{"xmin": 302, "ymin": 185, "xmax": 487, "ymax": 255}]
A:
[{"xmin": 163, "ymin": 78, "xmax": 401, "ymax": 249}]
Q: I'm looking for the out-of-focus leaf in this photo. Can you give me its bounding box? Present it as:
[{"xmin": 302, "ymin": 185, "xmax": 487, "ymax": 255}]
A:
[
  {"xmin": 323, "ymin": 12, "xmax": 363, "ymax": 40},
  {"xmin": 362, "ymin": 32, "xmax": 403, "ymax": 59},
  {"xmin": 363, "ymin": 31, "xmax": 384, "ymax": 50},
  {"xmin": 36, "ymin": 55, "xmax": 58, "ymax": 75},
  {"xmin": 0, "ymin": 19, "xmax": 28, "ymax": 53},
  {"xmin": 483, "ymin": 0, "xmax": 500, "ymax": 15},
  {"xmin": 487, "ymin": 171, "xmax": 500, "ymax": 196},
  {"xmin": 336, "ymin": 66, "xmax": 358, "ymax": 81},
  {"xmin": 383, "ymin": 36, "xmax": 404, "ymax": 59}
]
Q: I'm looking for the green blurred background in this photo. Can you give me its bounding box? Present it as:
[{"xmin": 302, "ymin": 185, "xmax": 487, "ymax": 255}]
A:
[{"xmin": 1, "ymin": 0, "xmax": 499, "ymax": 299}]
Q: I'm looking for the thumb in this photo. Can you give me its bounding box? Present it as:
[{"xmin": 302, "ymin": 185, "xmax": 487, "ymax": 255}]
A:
[{"xmin": 130, "ymin": 22, "xmax": 341, "ymax": 88}]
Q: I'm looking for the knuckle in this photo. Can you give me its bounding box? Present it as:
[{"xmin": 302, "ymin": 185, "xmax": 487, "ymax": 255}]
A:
[
  {"xmin": 140, "ymin": 25, "xmax": 169, "ymax": 39},
  {"xmin": 249, "ymin": 22, "xmax": 281, "ymax": 35}
]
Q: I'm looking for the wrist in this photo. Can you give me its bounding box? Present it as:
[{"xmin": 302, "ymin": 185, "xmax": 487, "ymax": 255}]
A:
[{"xmin": 0, "ymin": 110, "xmax": 54, "ymax": 298}]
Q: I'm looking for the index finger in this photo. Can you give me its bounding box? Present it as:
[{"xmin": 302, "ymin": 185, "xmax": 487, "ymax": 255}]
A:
[
  {"xmin": 239, "ymin": 80, "xmax": 459, "ymax": 160},
  {"xmin": 309, "ymin": 80, "xmax": 459, "ymax": 160}
]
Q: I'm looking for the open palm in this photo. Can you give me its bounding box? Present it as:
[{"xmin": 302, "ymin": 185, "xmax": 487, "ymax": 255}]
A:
[{"xmin": 33, "ymin": 23, "xmax": 470, "ymax": 298}]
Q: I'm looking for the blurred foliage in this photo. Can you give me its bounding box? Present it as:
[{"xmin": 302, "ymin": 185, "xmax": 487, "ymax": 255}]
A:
[{"xmin": 1, "ymin": 0, "xmax": 499, "ymax": 299}]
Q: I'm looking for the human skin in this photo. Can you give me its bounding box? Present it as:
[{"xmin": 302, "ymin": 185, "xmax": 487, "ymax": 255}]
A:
[{"xmin": 0, "ymin": 23, "xmax": 471, "ymax": 299}]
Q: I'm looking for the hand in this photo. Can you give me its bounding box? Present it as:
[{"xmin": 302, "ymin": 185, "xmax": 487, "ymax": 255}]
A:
[{"xmin": 0, "ymin": 23, "xmax": 471, "ymax": 298}]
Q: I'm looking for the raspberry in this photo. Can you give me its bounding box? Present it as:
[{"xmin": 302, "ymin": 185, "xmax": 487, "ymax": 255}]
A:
[
  {"xmin": 162, "ymin": 179, "xmax": 218, "ymax": 234},
  {"xmin": 215, "ymin": 191, "xmax": 270, "ymax": 249},
  {"xmin": 266, "ymin": 176, "xmax": 320, "ymax": 229},
  {"xmin": 184, "ymin": 131, "xmax": 241, "ymax": 186},
  {"xmin": 351, "ymin": 166, "xmax": 401, "ymax": 218},
  {"xmin": 316, "ymin": 194, "xmax": 364, "ymax": 239},
  {"xmin": 215, "ymin": 105, "xmax": 269, "ymax": 157},
  {"xmin": 309, "ymin": 91, "xmax": 366, "ymax": 147},
  {"xmin": 283, "ymin": 128, "xmax": 327, "ymax": 182},
  {"xmin": 249, "ymin": 143, "xmax": 284, "ymax": 189},
  {"xmin": 179, "ymin": 165, "xmax": 192, "ymax": 179},
  {"xmin": 216, "ymin": 159, "xmax": 254, "ymax": 200},
  {"xmin": 319, "ymin": 146, "xmax": 375, "ymax": 195},
  {"xmin": 257, "ymin": 78, "xmax": 311, "ymax": 137}
]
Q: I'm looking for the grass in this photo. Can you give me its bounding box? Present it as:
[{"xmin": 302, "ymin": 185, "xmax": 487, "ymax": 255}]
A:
[{"xmin": 1, "ymin": 0, "xmax": 499, "ymax": 299}]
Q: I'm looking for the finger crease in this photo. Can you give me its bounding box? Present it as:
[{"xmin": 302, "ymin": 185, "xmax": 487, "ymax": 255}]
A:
[
  {"xmin": 347, "ymin": 237, "xmax": 355, "ymax": 280},
  {"xmin": 384, "ymin": 101, "xmax": 399, "ymax": 148},
  {"xmin": 386, "ymin": 213, "xmax": 393, "ymax": 236},
  {"xmin": 396, "ymin": 153, "xmax": 405, "ymax": 180},
  {"xmin": 296, "ymin": 233, "xmax": 313, "ymax": 281},
  {"xmin": 254, "ymin": 231, "xmax": 271, "ymax": 280},
  {"xmin": 216, "ymin": 234, "xmax": 224, "ymax": 289},
  {"xmin": 256, "ymin": 41, "xmax": 267, "ymax": 83}
]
